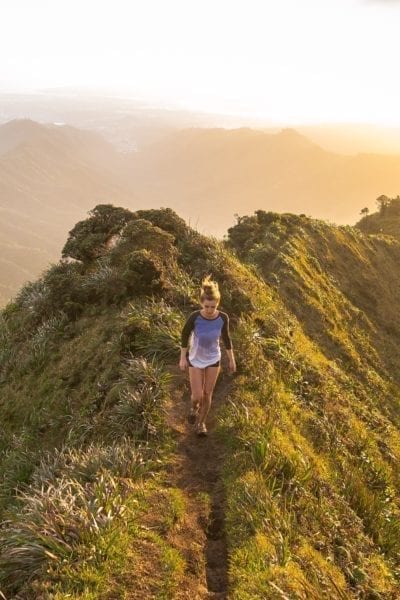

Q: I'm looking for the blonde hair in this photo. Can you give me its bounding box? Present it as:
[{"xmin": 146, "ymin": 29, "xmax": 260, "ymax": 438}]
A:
[{"xmin": 200, "ymin": 275, "xmax": 221, "ymax": 303}]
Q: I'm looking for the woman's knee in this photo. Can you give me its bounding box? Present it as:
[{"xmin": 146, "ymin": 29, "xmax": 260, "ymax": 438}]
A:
[{"xmin": 191, "ymin": 392, "xmax": 203, "ymax": 403}]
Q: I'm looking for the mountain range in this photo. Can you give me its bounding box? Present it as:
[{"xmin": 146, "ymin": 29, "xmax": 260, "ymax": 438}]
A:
[
  {"xmin": 0, "ymin": 119, "xmax": 135, "ymax": 306},
  {"xmin": 2, "ymin": 118, "xmax": 400, "ymax": 306}
]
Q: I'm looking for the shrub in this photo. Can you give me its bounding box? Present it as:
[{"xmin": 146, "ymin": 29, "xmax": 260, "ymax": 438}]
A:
[
  {"xmin": 62, "ymin": 204, "xmax": 135, "ymax": 262},
  {"xmin": 80, "ymin": 259, "xmax": 121, "ymax": 305},
  {"xmin": 14, "ymin": 277, "xmax": 50, "ymax": 322},
  {"xmin": 121, "ymin": 250, "xmax": 164, "ymax": 295},
  {"xmin": 78, "ymin": 250, "xmax": 164, "ymax": 305},
  {"xmin": 132, "ymin": 207, "xmax": 188, "ymax": 241},
  {"xmin": 109, "ymin": 219, "xmax": 176, "ymax": 266},
  {"xmin": 118, "ymin": 355, "xmax": 172, "ymax": 393},
  {"xmin": 13, "ymin": 262, "xmax": 85, "ymax": 325}
]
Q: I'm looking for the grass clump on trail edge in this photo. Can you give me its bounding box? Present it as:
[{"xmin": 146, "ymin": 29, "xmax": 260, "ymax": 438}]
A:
[{"xmin": 1, "ymin": 204, "xmax": 400, "ymax": 598}]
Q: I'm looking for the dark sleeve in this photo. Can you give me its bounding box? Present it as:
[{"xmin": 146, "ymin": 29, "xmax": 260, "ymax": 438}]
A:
[
  {"xmin": 220, "ymin": 312, "xmax": 232, "ymax": 349},
  {"xmin": 181, "ymin": 311, "xmax": 198, "ymax": 347}
]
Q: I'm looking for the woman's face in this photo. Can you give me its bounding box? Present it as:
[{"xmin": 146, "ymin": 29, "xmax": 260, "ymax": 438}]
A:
[{"xmin": 201, "ymin": 297, "xmax": 219, "ymax": 317}]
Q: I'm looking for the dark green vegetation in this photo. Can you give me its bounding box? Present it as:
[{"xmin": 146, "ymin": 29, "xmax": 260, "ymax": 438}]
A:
[
  {"xmin": 1, "ymin": 204, "xmax": 400, "ymax": 598},
  {"xmin": 357, "ymin": 195, "xmax": 400, "ymax": 241}
]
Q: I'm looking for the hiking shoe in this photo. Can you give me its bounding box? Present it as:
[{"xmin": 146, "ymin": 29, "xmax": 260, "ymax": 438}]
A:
[
  {"xmin": 187, "ymin": 406, "xmax": 198, "ymax": 424},
  {"xmin": 196, "ymin": 422, "xmax": 208, "ymax": 437}
]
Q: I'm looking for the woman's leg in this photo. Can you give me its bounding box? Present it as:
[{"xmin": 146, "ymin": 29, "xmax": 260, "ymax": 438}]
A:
[
  {"xmin": 197, "ymin": 365, "xmax": 220, "ymax": 427},
  {"xmin": 188, "ymin": 366, "xmax": 204, "ymax": 412}
]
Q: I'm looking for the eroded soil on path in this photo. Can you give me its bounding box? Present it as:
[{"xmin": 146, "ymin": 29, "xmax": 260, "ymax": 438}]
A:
[{"xmin": 163, "ymin": 367, "xmax": 232, "ymax": 600}]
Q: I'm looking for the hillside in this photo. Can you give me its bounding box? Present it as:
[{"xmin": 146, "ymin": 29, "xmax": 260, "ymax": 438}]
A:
[
  {"xmin": 1, "ymin": 205, "xmax": 400, "ymax": 598},
  {"xmin": 2, "ymin": 120, "xmax": 400, "ymax": 308},
  {"xmin": 127, "ymin": 127, "xmax": 400, "ymax": 235},
  {"xmin": 0, "ymin": 119, "xmax": 137, "ymax": 307},
  {"xmin": 227, "ymin": 209, "xmax": 400, "ymax": 380},
  {"xmin": 356, "ymin": 196, "xmax": 400, "ymax": 241},
  {"xmin": 297, "ymin": 123, "xmax": 400, "ymax": 156}
]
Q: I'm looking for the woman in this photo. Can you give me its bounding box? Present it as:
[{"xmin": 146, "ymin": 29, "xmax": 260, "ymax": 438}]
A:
[{"xmin": 179, "ymin": 276, "xmax": 236, "ymax": 436}]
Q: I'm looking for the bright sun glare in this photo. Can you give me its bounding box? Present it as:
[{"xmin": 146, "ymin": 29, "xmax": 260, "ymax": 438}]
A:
[{"xmin": 1, "ymin": 0, "xmax": 400, "ymax": 125}]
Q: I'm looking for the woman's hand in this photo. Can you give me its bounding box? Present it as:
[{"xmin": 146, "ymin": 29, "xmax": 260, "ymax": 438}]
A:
[
  {"xmin": 228, "ymin": 357, "xmax": 236, "ymax": 374},
  {"xmin": 179, "ymin": 357, "xmax": 188, "ymax": 371}
]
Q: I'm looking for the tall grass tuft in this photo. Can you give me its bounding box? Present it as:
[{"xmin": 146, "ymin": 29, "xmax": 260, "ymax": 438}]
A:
[
  {"xmin": 108, "ymin": 384, "xmax": 166, "ymax": 440},
  {"xmin": 0, "ymin": 472, "xmax": 132, "ymax": 592},
  {"xmin": 31, "ymin": 438, "xmax": 151, "ymax": 487},
  {"xmin": 28, "ymin": 311, "xmax": 69, "ymax": 364},
  {"xmin": 14, "ymin": 278, "xmax": 50, "ymax": 316},
  {"xmin": 119, "ymin": 354, "xmax": 172, "ymax": 393},
  {"xmin": 124, "ymin": 298, "xmax": 182, "ymax": 361},
  {"xmin": 104, "ymin": 354, "xmax": 171, "ymax": 440}
]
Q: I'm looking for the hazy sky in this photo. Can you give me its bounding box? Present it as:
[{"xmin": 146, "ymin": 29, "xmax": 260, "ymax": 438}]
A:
[{"xmin": 2, "ymin": 0, "xmax": 400, "ymax": 124}]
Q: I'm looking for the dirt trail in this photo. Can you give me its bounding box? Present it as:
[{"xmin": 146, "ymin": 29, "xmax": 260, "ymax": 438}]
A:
[{"xmin": 164, "ymin": 366, "xmax": 232, "ymax": 599}]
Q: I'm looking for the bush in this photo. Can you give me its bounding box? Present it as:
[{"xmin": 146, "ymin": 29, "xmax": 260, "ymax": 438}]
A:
[
  {"xmin": 80, "ymin": 259, "xmax": 121, "ymax": 305},
  {"xmin": 103, "ymin": 355, "xmax": 171, "ymax": 441},
  {"xmin": 62, "ymin": 204, "xmax": 135, "ymax": 262},
  {"xmin": 110, "ymin": 219, "xmax": 176, "ymax": 265},
  {"xmin": 14, "ymin": 262, "xmax": 85, "ymax": 325},
  {"xmin": 108, "ymin": 383, "xmax": 166, "ymax": 440},
  {"xmin": 118, "ymin": 355, "xmax": 172, "ymax": 393},
  {"xmin": 121, "ymin": 250, "xmax": 164, "ymax": 295},
  {"xmin": 133, "ymin": 207, "xmax": 188, "ymax": 240},
  {"xmin": 177, "ymin": 230, "xmax": 218, "ymax": 274}
]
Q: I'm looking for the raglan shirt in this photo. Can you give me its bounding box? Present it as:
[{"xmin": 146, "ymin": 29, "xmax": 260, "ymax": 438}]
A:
[{"xmin": 181, "ymin": 310, "xmax": 232, "ymax": 368}]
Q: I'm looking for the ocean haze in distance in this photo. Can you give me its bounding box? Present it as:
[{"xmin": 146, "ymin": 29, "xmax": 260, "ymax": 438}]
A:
[{"xmin": 2, "ymin": 90, "xmax": 400, "ymax": 155}]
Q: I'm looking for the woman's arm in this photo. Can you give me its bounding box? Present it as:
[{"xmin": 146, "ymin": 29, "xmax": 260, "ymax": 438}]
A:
[
  {"xmin": 226, "ymin": 348, "xmax": 236, "ymax": 373},
  {"xmin": 221, "ymin": 313, "xmax": 236, "ymax": 373},
  {"xmin": 179, "ymin": 311, "xmax": 197, "ymax": 370}
]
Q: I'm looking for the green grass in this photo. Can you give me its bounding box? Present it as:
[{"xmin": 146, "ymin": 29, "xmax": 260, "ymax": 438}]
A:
[{"xmin": 2, "ymin": 205, "xmax": 400, "ymax": 598}]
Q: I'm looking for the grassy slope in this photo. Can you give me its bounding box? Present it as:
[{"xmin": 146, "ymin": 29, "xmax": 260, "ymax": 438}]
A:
[
  {"xmin": 1, "ymin": 206, "xmax": 400, "ymax": 597},
  {"xmin": 222, "ymin": 212, "xmax": 400, "ymax": 598},
  {"xmin": 0, "ymin": 207, "xmax": 195, "ymax": 598}
]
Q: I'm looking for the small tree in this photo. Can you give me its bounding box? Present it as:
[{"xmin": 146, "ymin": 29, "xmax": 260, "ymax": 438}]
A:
[
  {"xmin": 360, "ymin": 207, "xmax": 369, "ymax": 216},
  {"xmin": 227, "ymin": 214, "xmax": 262, "ymax": 257},
  {"xmin": 62, "ymin": 204, "xmax": 135, "ymax": 262},
  {"xmin": 376, "ymin": 195, "xmax": 390, "ymax": 213}
]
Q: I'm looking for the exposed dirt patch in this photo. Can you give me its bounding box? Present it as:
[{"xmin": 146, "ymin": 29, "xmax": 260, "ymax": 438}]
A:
[{"xmin": 164, "ymin": 366, "xmax": 232, "ymax": 599}]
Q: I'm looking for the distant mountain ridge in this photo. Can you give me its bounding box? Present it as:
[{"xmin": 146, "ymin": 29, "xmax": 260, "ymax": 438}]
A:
[
  {"xmin": 2, "ymin": 118, "xmax": 400, "ymax": 306},
  {"xmin": 0, "ymin": 119, "xmax": 137, "ymax": 306},
  {"xmin": 128, "ymin": 126, "xmax": 400, "ymax": 235},
  {"xmin": 2, "ymin": 91, "xmax": 400, "ymax": 154}
]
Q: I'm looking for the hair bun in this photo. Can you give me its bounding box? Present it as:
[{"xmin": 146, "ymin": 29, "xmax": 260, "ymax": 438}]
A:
[{"xmin": 200, "ymin": 275, "xmax": 221, "ymax": 302}]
